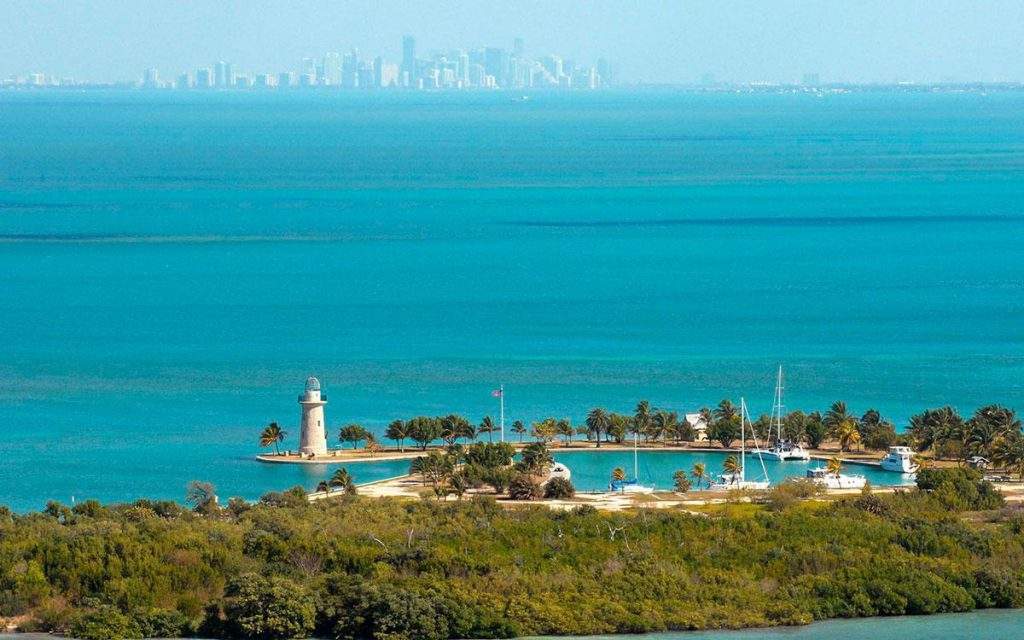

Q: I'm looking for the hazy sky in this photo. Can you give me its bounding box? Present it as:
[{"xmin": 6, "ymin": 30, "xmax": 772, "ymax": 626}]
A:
[{"xmin": 2, "ymin": 0, "xmax": 1023, "ymax": 84}]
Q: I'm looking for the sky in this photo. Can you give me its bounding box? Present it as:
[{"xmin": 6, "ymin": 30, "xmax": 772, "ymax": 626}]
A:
[{"xmin": 1, "ymin": 0, "xmax": 1023, "ymax": 84}]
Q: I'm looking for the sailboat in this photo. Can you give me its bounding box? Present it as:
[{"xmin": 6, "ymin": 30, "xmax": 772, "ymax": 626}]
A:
[
  {"xmin": 762, "ymin": 366, "xmax": 810, "ymax": 461},
  {"xmin": 709, "ymin": 398, "xmax": 771, "ymax": 490},
  {"xmin": 608, "ymin": 432, "xmax": 655, "ymax": 493}
]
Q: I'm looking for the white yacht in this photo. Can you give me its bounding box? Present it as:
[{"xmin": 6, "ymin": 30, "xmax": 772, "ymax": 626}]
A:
[
  {"xmin": 609, "ymin": 433, "xmax": 654, "ymax": 493},
  {"xmin": 548, "ymin": 462, "xmax": 572, "ymax": 481},
  {"xmin": 880, "ymin": 446, "xmax": 918, "ymax": 473},
  {"xmin": 710, "ymin": 398, "xmax": 771, "ymax": 491},
  {"xmin": 806, "ymin": 466, "xmax": 866, "ymax": 489},
  {"xmin": 762, "ymin": 366, "xmax": 810, "ymax": 461}
]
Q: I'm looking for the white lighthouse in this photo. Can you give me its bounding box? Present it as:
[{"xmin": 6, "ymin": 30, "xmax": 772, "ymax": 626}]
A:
[{"xmin": 298, "ymin": 376, "xmax": 328, "ymax": 456}]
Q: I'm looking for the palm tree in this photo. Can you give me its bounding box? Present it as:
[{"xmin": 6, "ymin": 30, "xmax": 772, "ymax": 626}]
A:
[
  {"xmin": 316, "ymin": 480, "xmax": 330, "ymax": 496},
  {"xmin": 836, "ymin": 421, "xmax": 862, "ymax": 452},
  {"xmin": 611, "ymin": 467, "xmax": 626, "ymax": 482},
  {"xmin": 479, "ymin": 416, "xmax": 496, "ymax": 443},
  {"xmin": 329, "ymin": 468, "xmax": 356, "ymax": 495},
  {"xmin": 714, "ymin": 399, "xmax": 738, "ymax": 424},
  {"xmin": 691, "ymin": 462, "xmax": 707, "ymax": 489},
  {"xmin": 338, "ymin": 424, "xmax": 368, "ymax": 449},
  {"xmin": 556, "ymin": 418, "xmax": 574, "ymax": 445},
  {"xmin": 992, "ymin": 432, "xmax": 1024, "ymax": 480},
  {"xmin": 511, "ymin": 420, "xmax": 527, "ymax": 442},
  {"xmin": 586, "ymin": 408, "xmax": 610, "ymax": 448},
  {"xmin": 722, "ymin": 454, "xmax": 741, "ymax": 481},
  {"xmin": 634, "ymin": 400, "xmax": 652, "ymax": 441},
  {"xmin": 824, "ymin": 401, "xmax": 852, "ymax": 432},
  {"xmin": 259, "ymin": 422, "xmax": 286, "ymax": 455},
  {"xmin": 826, "ymin": 456, "xmax": 843, "ymax": 478},
  {"xmin": 385, "ymin": 419, "xmax": 409, "ymax": 452}
]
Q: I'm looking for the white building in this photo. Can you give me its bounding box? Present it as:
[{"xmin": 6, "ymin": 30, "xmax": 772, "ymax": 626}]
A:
[
  {"xmin": 298, "ymin": 377, "xmax": 328, "ymax": 456},
  {"xmin": 685, "ymin": 413, "xmax": 709, "ymax": 442}
]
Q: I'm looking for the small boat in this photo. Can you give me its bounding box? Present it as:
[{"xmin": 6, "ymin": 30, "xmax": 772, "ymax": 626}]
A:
[
  {"xmin": 761, "ymin": 366, "xmax": 810, "ymax": 461},
  {"xmin": 880, "ymin": 446, "xmax": 918, "ymax": 473},
  {"xmin": 806, "ymin": 466, "xmax": 866, "ymax": 489},
  {"xmin": 709, "ymin": 398, "xmax": 771, "ymax": 491},
  {"xmin": 609, "ymin": 433, "xmax": 654, "ymax": 493},
  {"xmin": 548, "ymin": 462, "xmax": 571, "ymax": 481}
]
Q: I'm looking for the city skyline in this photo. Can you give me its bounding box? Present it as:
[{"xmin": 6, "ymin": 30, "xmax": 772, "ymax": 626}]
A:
[{"xmin": 2, "ymin": 2, "xmax": 1024, "ymax": 86}]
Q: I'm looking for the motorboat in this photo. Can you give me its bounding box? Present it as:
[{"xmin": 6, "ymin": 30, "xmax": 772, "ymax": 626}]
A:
[
  {"xmin": 548, "ymin": 462, "xmax": 571, "ymax": 481},
  {"xmin": 806, "ymin": 466, "xmax": 866, "ymax": 489},
  {"xmin": 880, "ymin": 446, "xmax": 918, "ymax": 473}
]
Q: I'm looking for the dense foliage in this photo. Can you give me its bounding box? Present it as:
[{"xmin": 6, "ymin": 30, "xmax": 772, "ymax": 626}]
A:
[{"xmin": 2, "ymin": 470, "xmax": 1023, "ymax": 640}]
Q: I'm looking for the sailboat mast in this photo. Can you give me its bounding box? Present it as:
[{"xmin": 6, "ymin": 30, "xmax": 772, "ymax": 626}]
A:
[
  {"xmin": 773, "ymin": 366, "xmax": 784, "ymax": 442},
  {"xmin": 740, "ymin": 398, "xmax": 746, "ymax": 482},
  {"xmin": 633, "ymin": 432, "xmax": 639, "ymax": 480}
]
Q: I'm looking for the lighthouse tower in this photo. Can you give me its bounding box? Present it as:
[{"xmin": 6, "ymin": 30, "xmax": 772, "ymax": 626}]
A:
[{"xmin": 298, "ymin": 376, "xmax": 327, "ymax": 456}]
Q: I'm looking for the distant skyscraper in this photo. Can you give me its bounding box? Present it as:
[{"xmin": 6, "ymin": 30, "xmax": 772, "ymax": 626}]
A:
[
  {"xmin": 401, "ymin": 35, "xmax": 416, "ymax": 85},
  {"xmin": 301, "ymin": 58, "xmax": 317, "ymax": 84},
  {"xmin": 541, "ymin": 55, "xmax": 563, "ymax": 81},
  {"xmin": 195, "ymin": 67, "xmax": 213, "ymax": 88},
  {"xmin": 484, "ymin": 48, "xmax": 509, "ymax": 87},
  {"xmin": 597, "ymin": 58, "xmax": 613, "ymax": 87},
  {"xmin": 214, "ymin": 61, "xmax": 232, "ymax": 88},
  {"xmin": 176, "ymin": 72, "xmax": 191, "ymax": 89},
  {"xmin": 278, "ymin": 72, "xmax": 295, "ymax": 88},
  {"xmin": 323, "ymin": 52, "xmax": 341, "ymax": 85},
  {"xmin": 457, "ymin": 52, "xmax": 470, "ymax": 86},
  {"xmin": 143, "ymin": 68, "xmax": 159, "ymax": 88}
]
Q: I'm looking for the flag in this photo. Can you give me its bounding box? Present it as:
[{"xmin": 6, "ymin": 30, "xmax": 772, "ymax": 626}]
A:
[{"xmin": 491, "ymin": 388, "xmax": 503, "ymax": 398}]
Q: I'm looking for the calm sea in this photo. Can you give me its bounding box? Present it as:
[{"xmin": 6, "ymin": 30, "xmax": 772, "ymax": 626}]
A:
[
  {"xmin": 1, "ymin": 90, "xmax": 1023, "ymax": 511},
  {"xmin": 1, "ymin": 608, "xmax": 1022, "ymax": 639}
]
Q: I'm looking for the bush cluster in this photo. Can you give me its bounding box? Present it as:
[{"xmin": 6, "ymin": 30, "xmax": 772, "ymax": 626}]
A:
[{"xmin": 0, "ymin": 469, "xmax": 1020, "ymax": 639}]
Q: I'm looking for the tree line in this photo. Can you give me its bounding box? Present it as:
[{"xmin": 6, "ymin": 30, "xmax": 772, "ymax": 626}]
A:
[
  {"xmin": 259, "ymin": 400, "xmax": 1024, "ymax": 476},
  {"xmin": 0, "ymin": 467, "xmax": 1021, "ymax": 639}
]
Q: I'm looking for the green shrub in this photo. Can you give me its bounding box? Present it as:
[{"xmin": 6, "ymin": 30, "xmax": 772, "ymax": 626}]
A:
[
  {"xmin": 543, "ymin": 477, "xmax": 576, "ymax": 499},
  {"xmin": 508, "ymin": 474, "xmax": 542, "ymax": 500},
  {"xmin": 221, "ymin": 574, "xmax": 315, "ymax": 640}
]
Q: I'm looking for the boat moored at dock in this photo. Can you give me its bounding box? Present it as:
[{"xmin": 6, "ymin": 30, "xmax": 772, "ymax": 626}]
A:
[{"xmin": 880, "ymin": 446, "xmax": 918, "ymax": 473}]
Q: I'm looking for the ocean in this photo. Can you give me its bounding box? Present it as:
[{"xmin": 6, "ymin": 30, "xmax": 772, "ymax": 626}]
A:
[
  {"xmin": 2, "ymin": 608, "xmax": 1022, "ymax": 639},
  {"xmin": 1, "ymin": 89, "xmax": 1023, "ymax": 511}
]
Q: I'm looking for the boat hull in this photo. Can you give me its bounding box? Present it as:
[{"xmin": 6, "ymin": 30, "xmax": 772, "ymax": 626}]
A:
[{"xmin": 880, "ymin": 459, "xmax": 918, "ymax": 473}]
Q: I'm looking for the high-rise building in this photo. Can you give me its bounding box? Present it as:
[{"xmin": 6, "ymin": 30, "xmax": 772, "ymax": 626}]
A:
[
  {"xmin": 301, "ymin": 58, "xmax": 317, "ymax": 84},
  {"xmin": 401, "ymin": 35, "xmax": 416, "ymax": 85},
  {"xmin": 541, "ymin": 55, "xmax": 563, "ymax": 82},
  {"xmin": 255, "ymin": 73, "xmax": 276, "ymax": 88},
  {"xmin": 342, "ymin": 50, "xmax": 359, "ymax": 88},
  {"xmin": 195, "ymin": 67, "xmax": 213, "ymax": 88},
  {"xmin": 323, "ymin": 52, "xmax": 341, "ymax": 86},
  {"xmin": 214, "ymin": 61, "xmax": 233, "ymax": 88},
  {"xmin": 484, "ymin": 48, "xmax": 509, "ymax": 87},
  {"xmin": 176, "ymin": 72, "xmax": 192, "ymax": 89},
  {"xmin": 143, "ymin": 68, "xmax": 160, "ymax": 88},
  {"xmin": 597, "ymin": 58, "xmax": 613, "ymax": 87},
  {"xmin": 278, "ymin": 72, "xmax": 295, "ymax": 88},
  {"xmin": 457, "ymin": 52, "xmax": 470, "ymax": 86}
]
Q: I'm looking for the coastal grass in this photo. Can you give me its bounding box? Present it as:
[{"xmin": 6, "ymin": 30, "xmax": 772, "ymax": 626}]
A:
[{"xmin": 1, "ymin": 469, "xmax": 1023, "ymax": 640}]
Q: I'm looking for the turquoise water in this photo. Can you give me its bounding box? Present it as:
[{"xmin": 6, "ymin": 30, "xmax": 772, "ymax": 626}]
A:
[
  {"xmin": 1, "ymin": 90, "xmax": 1023, "ymax": 512},
  {"xmin": 2, "ymin": 608, "xmax": 1021, "ymax": 639},
  {"xmin": 551, "ymin": 449, "xmax": 913, "ymax": 492},
  {"xmin": 527, "ymin": 609, "xmax": 1024, "ymax": 639}
]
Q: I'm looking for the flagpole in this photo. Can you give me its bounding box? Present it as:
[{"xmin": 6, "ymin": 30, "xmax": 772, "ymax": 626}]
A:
[{"xmin": 499, "ymin": 384, "xmax": 505, "ymax": 442}]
